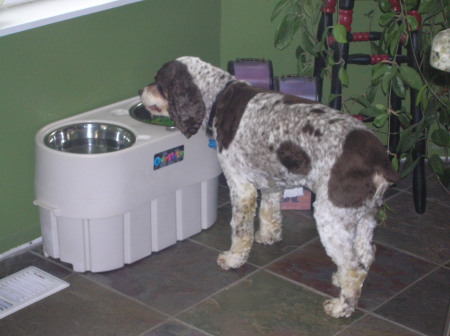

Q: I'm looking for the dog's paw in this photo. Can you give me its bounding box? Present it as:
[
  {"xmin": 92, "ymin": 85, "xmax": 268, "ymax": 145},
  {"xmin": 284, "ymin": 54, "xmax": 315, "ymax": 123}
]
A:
[
  {"xmin": 217, "ymin": 251, "xmax": 246, "ymax": 270},
  {"xmin": 323, "ymin": 298, "xmax": 354, "ymax": 318},
  {"xmin": 255, "ymin": 230, "xmax": 282, "ymax": 245}
]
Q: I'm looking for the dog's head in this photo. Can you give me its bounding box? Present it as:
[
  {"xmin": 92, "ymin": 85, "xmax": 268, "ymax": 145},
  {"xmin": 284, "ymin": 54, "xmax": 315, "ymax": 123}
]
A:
[{"xmin": 139, "ymin": 60, "xmax": 206, "ymax": 138}]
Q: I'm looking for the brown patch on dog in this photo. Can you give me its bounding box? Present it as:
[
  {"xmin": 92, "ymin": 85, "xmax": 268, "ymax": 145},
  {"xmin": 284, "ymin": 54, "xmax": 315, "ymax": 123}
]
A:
[
  {"xmin": 302, "ymin": 123, "xmax": 315, "ymax": 135},
  {"xmin": 276, "ymin": 141, "xmax": 311, "ymax": 175},
  {"xmin": 213, "ymin": 82, "xmax": 271, "ymax": 151},
  {"xmin": 314, "ymin": 129, "xmax": 323, "ymax": 138},
  {"xmin": 282, "ymin": 94, "xmax": 316, "ymax": 105},
  {"xmin": 328, "ymin": 118, "xmax": 342, "ymax": 124},
  {"xmin": 328, "ymin": 130, "xmax": 399, "ymax": 208},
  {"xmin": 310, "ymin": 108, "xmax": 326, "ymax": 114}
]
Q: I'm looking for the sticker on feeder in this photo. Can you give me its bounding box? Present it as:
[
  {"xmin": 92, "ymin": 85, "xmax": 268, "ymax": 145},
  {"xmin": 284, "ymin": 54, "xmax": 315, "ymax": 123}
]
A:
[{"xmin": 154, "ymin": 145, "xmax": 184, "ymax": 170}]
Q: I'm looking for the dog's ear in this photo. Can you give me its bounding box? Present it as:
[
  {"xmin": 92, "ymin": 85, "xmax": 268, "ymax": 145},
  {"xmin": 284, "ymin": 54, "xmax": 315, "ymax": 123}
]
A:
[{"xmin": 156, "ymin": 60, "xmax": 206, "ymax": 138}]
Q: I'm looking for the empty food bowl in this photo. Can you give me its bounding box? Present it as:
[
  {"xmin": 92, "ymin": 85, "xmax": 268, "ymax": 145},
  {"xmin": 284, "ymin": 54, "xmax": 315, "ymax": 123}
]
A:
[{"xmin": 45, "ymin": 123, "xmax": 135, "ymax": 154}]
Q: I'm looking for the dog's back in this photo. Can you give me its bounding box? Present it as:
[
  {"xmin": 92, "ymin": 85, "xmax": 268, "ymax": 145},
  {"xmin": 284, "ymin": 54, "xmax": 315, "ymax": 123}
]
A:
[{"xmin": 212, "ymin": 81, "xmax": 398, "ymax": 204}]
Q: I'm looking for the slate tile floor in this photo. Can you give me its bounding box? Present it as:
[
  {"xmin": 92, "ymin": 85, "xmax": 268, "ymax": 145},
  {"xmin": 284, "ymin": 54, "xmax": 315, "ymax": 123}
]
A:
[{"xmin": 1, "ymin": 173, "xmax": 449, "ymax": 336}]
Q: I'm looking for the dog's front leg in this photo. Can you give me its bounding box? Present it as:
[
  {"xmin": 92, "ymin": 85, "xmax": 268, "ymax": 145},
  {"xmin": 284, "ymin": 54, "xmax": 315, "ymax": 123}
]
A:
[{"xmin": 217, "ymin": 181, "xmax": 257, "ymax": 270}]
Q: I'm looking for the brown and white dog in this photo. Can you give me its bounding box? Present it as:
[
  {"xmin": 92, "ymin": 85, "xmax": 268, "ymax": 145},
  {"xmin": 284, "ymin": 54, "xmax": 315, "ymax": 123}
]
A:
[{"xmin": 139, "ymin": 56, "xmax": 399, "ymax": 318}]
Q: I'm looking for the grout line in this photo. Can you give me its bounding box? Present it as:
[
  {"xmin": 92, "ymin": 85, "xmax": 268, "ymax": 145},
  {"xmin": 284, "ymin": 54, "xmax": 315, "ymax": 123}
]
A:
[
  {"xmin": 259, "ymin": 235, "xmax": 320, "ymax": 269},
  {"xmin": 373, "ymin": 240, "xmax": 447, "ymax": 269},
  {"xmin": 76, "ymin": 271, "xmax": 174, "ymax": 320},
  {"xmin": 333, "ymin": 310, "xmax": 429, "ymax": 336},
  {"xmin": 331, "ymin": 310, "xmax": 376, "ymax": 336},
  {"xmin": 368, "ymin": 263, "xmax": 444, "ymax": 315},
  {"xmin": 263, "ymin": 267, "xmax": 335, "ymax": 300},
  {"xmin": 138, "ymin": 317, "xmax": 215, "ymax": 336},
  {"xmin": 173, "ymin": 266, "xmax": 262, "ymax": 318},
  {"xmin": 365, "ymin": 312, "xmax": 430, "ymax": 336},
  {"xmin": 28, "ymin": 249, "xmax": 77, "ymax": 278}
]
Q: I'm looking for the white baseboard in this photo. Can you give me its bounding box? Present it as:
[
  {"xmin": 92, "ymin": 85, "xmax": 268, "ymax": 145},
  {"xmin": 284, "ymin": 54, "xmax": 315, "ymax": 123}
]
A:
[{"xmin": 0, "ymin": 237, "xmax": 42, "ymax": 261}]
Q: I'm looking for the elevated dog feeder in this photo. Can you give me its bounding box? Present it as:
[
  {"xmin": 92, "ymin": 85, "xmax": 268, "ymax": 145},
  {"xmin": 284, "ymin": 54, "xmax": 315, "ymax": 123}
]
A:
[{"xmin": 34, "ymin": 97, "xmax": 222, "ymax": 272}]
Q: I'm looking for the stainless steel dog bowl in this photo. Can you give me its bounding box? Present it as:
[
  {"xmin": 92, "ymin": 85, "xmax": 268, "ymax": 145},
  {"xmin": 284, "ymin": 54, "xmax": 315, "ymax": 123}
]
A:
[{"xmin": 45, "ymin": 123, "xmax": 136, "ymax": 154}]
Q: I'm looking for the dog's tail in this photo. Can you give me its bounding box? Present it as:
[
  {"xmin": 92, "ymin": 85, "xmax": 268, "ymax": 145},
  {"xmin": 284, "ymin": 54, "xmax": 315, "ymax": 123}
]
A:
[{"xmin": 373, "ymin": 164, "xmax": 399, "ymax": 199}]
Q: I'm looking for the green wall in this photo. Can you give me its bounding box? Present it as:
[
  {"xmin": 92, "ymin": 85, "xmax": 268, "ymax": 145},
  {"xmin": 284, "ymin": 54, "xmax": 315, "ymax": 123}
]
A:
[
  {"xmin": 221, "ymin": 0, "xmax": 379, "ymax": 112},
  {"xmin": 0, "ymin": 0, "xmax": 384, "ymax": 255},
  {"xmin": 220, "ymin": 0, "xmax": 298, "ymax": 74},
  {"xmin": 0, "ymin": 0, "xmax": 221, "ymax": 254}
]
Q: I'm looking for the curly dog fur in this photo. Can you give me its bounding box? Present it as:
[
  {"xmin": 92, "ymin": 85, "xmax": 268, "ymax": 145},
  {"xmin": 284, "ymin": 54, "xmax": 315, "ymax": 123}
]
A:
[{"xmin": 140, "ymin": 56, "xmax": 399, "ymax": 318}]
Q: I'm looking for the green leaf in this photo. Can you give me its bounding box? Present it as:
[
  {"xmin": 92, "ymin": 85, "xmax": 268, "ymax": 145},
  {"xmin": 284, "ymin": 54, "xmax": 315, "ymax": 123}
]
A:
[
  {"xmin": 271, "ymin": 0, "xmax": 289, "ymax": 21},
  {"xmin": 418, "ymin": 0, "xmax": 434, "ymax": 14},
  {"xmin": 379, "ymin": 0, "xmax": 393, "ymax": 13},
  {"xmin": 397, "ymin": 127, "xmax": 417, "ymax": 153},
  {"xmin": 389, "ymin": 23, "xmax": 403, "ymax": 55},
  {"xmin": 366, "ymin": 84, "xmax": 378, "ymax": 103},
  {"xmin": 372, "ymin": 63, "xmax": 387, "ymax": 84},
  {"xmin": 360, "ymin": 106, "xmax": 381, "ymax": 118},
  {"xmin": 438, "ymin": 103, "xmax": 450, "ymax": 125},
  {"xmin": 376, "ymin": 207, "xmax": 387, "ymax": 223},
  {"xmin": 400, "ymin": 154, "xmax": 423, "ymax": 178},
  {"xmin": 406, "ymin": 15, "xmax": 418, "ymax": 31},
  {"xmin": 312, "ymin": 42, "xmax": 322, "ymax": 53},
  {"xmin": 392, "ymin": 74, "xmax": 406, "ymax": 98},
  {"xmin": 396, "ymin": 109, "xmax": 411, "ymax": 127},
  {"xmin": 300, "ymin": 27, "xmax": 316, "ymax": 55},
  {"xmin": 274, "ymin": 14, "xmax": 301, "ymax": 50},
  {"xmin": 431, "ymin": 129, "xmax": 450, "ymax": 146},
  {"xmin": 428, "ymin": 154, "xmax": 445, "ymax": 175},
  {"xmin": 391, "ymin": 156, "xmax": 399, "ymax": 172},
  {"xmin": 304, "ymin": 3, "xmax": 313, "ymax": 17},
  {"xmin": 296, "ymin": 46, "xmax": 312, "ymax": 75},
  {"xmin": 404, "ymin": 0, "xmax": 418, "ymax": 11},
  {"xmin": 338, "ymin": 67, "xmax": 349, "ymax": 87},
  {"xmin": 350, "ymin": 95, "xmax": 371, "ymax": 108},
  {"xmin": 381, "ymin": 66, "xmax": 395, "ymax": 94},
  {"xmin": 373, "ymin": 113, "xmax": 389, "ymax": 128},
  {"xmin": 424, "ymin": 98, "xmax": 439, "ymax": 119},
  {"xmin": 399, "ymin": 65, "xmax": 423, "ymax": 90},
  {"xmin": 332, "ymin": 24, "xmax": 348, "ymax": 43},
  {"xmin": 380, "ymin": 12, "xmax": 395, "ymax": 26},
  {"xmin": 415, "ymin": 84, "xmax": 427, "ymax": 106}
]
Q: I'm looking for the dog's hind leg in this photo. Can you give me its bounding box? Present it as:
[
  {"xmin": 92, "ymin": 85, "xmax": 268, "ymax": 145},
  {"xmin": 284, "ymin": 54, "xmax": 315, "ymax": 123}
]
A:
[
  {"xmin": 217, "ymin": 180, "xmax": 257, "ymax": 270},
  {"xmin": 354, "ymin": 214, "xmax": 377, "ymax": 274},
  {"xmin": 314, "ymin": 199, "xmax": 374, "ymax": 318},
  {"xmin": 255, "ymin": 190, "xmax": 283, "ymax": 245}
]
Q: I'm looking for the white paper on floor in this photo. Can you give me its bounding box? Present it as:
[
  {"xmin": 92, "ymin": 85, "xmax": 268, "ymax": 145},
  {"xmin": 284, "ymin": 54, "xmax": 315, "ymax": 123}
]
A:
[{"xmin": 0, "ymin": 266, "xmax": 69, "ymax": 319}]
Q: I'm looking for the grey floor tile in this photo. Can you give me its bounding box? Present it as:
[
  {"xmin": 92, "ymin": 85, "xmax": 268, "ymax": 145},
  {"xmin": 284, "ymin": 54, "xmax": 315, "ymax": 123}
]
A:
[
  {"xmin": 179, "ymin": 270, "xmax": 362, "ymax": 336},
  {"xmin": 85, "ymin": 240, "xmax": 255, "ymax": 315},
  {"xmin": 267, "ymin": 240, "xmax": 435, "ymax": 311},
  {"xmin": 0, "ymin": 274, "xmax": 164, "ymax": 336},
  {"xmin": 143, "ymin": 320, "xmax": 210, "ymax": 336},
  {"xmin": 337, "ymin": 315, "xmax": 422, "ymax": 336},
  {"xmin": 375, "ymin": 267, "xmax": 450, "ymax": 336},
  {"xmin": 217, "ymin": 184, "xmax": 230, "ymax": 207},
  {"xmin": 191, "ymin": 204, "xmax": 318, "ymax": 267},
  {"xmin": 425, "ymin": 174, "xmax": 450, "ymax": 208},
  {"xmin": 374, "ymin": 192, "xmax": 450, "ymax": 264},
  {"xmin": 0, "ymin": 250, "xmax": 71, "ymax": 279}
]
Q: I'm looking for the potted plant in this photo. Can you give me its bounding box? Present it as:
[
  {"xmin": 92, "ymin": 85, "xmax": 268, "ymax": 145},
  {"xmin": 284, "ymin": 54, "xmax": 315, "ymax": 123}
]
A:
[{"xmin": 271, "ymin": 0, "xmax": 449, "ymax": 194}]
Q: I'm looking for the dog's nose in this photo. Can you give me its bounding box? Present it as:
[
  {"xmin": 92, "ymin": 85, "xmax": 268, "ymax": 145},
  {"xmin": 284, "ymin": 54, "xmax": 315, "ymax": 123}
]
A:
[{"xmin": 138, "ymin": 89, "xmax": 143, "ymax": 96}]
